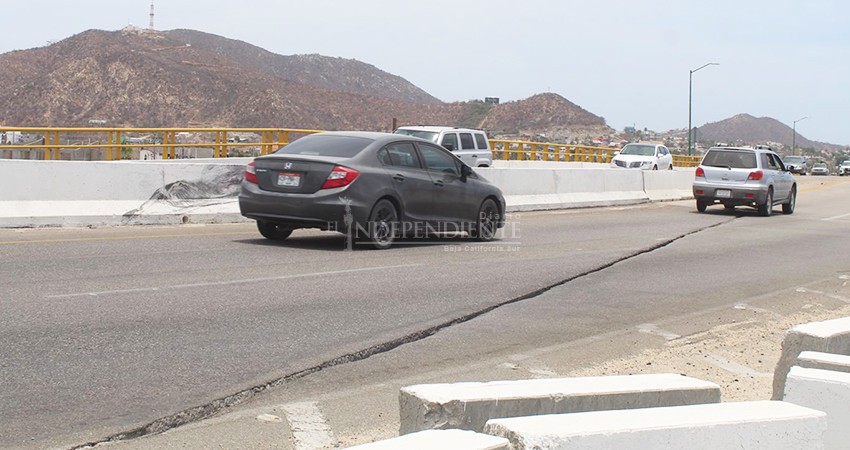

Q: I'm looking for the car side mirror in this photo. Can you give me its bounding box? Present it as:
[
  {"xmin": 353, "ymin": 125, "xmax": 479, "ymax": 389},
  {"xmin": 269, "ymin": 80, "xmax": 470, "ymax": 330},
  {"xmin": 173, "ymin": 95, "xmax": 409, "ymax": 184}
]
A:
[{"xmin": 460, "ymin": 165, "xmax": 473, "ymax": 180}]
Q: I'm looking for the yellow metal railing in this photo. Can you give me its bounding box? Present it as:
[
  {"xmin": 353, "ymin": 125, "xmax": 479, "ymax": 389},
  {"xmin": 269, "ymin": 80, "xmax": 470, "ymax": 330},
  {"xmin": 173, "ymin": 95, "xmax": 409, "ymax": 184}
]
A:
[
  {"xmin": 0, "ymin": 127, "xmax": 324, "ymax": 160},
  {"xmin": 0, "ymin": 126, "xmax": 704, "ymax": 167}
]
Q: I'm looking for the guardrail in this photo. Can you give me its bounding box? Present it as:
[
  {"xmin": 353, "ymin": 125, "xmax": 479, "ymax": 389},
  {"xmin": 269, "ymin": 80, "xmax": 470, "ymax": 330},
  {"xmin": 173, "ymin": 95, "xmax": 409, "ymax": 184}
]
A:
[
  {"xmin": 1, "ymin": 127, "xmax": 703, "ymax": 167},
  {"xmin": 0, "ymin": 127, "xmax": 323, "ymax": 160}
]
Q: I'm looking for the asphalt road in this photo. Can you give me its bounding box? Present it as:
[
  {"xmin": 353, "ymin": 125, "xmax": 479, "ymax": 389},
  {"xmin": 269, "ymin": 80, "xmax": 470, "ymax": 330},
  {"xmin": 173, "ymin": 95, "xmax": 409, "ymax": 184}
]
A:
[{"xmin": 2, "ymin": 177, "xmax": 850, "ymax": 449}]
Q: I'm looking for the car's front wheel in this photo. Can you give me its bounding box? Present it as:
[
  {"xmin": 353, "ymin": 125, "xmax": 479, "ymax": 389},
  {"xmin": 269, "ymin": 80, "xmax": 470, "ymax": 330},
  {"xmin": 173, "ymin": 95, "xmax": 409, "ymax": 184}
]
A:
[
  {"xmin": 783, "ymin": 186, "xmax": 796, "ymax": 215},
  {"xmin": 363, "ymin": 199, "xmax": 398, "ymax": 250},
  {"xmin": 472, "ymin": 198, "xmax": 499, "ymax": 241},
  {"xmin": 758, "ymin": 188, "xmax": 774, "ymax": 217},
  {"xmin": 256, "ymin": 220, "xmax": 293, "ymax": 241}
]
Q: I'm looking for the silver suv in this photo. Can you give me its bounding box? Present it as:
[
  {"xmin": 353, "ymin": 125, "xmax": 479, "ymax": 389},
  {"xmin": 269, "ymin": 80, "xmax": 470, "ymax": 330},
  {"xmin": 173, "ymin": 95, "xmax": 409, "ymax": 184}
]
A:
[
  {"xmin": 394, "ymin": 126, "xmax": 492, "ymax": 167},
  {"xmin": 693, "ymin": 146, "xmax": 796, "ymax": 216}
]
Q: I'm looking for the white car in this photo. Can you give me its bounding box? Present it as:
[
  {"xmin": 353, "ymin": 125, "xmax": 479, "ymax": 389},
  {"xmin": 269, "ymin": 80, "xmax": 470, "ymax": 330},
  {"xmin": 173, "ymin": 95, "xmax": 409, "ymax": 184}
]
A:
[
  {"xmin": 610, "ymin": 143, "xmax": 674, "ymax": 170},
  {"xmin": 393, "ymin": 126, "xmax": 493, "ymax": 167},
  {"xmin": 838, "ymin": 160, "xmax": 850, "ymax": 176}
]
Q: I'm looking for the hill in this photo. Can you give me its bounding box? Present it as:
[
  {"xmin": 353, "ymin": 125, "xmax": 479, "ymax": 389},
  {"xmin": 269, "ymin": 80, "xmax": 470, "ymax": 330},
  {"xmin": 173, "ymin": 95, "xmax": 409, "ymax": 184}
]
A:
[
  {"xmin": 0, "ymin": 27, "xmax": 609, "ymax": 138},
  {"xmin": 697, "ymin": 114, "xmax": 844, "ymax": 153}
]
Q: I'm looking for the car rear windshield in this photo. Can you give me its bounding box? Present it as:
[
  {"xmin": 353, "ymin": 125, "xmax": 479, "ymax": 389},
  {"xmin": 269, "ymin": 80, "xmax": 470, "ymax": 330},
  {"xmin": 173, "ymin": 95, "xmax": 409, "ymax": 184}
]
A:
[
  {"xmin": 274, "ymin": 135, "xmax": 371, "ymax": 157},
  {"xmin": 702, "ymin": 150, "xmax": 757, "ymax": 169},
  {"xmin": 393, "ymin": 129, "xmax": 439, "ymax": 143}
]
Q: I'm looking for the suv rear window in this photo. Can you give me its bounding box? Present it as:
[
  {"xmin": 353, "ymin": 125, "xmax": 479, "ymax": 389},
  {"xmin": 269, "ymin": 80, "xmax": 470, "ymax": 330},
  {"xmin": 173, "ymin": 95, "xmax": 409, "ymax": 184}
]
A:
[
  {"xmin": 459, "ymin": 133, "xmax": 474, "ymax": 150},
  {"xmin": 474, "ymin": 133, "xmax": 488, "ymax": 150},
  {"xmin": 702, "ymin": 150, "xmax": 757, "ymax": 169},
  {"xmin": 275, "ymin": 135, "xmax": 371, "ymax": 157}
]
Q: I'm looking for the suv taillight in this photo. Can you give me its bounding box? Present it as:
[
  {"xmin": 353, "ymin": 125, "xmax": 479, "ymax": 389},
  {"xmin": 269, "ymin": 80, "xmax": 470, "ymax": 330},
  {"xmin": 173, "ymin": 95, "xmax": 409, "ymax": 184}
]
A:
[
  {"xmin": 747, "ymin": 170, "xmax": 764, "ymax": 181},
  {"xmin": 321, "ymin": 166, "xmax": 360, "ymax": 189},
  {"xmin": 245, "ymin": 161, "xmax": 258, "ymax": 184},
  {"xmin": 695, "ymin": 167, "xmax": 705, "ymax": 178}
]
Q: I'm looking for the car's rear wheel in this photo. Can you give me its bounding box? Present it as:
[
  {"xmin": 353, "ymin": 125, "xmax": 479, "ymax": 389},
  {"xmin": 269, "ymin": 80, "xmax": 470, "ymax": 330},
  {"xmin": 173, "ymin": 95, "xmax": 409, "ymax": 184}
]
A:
[
  {"xmin": 696, "ymin": 200, "xmax": 708, "ymax": 213},
  {"xmin": 256, "ymin": 220, "xmax": 293, "ymax": 241},
  {"xmin": 363, "ymin": 199, "xmax": 398, "ymax": 250},
  {"xmin": 758, "ymin": 188, "xmax": 774, "ymax": 217},
  {"xmin": 724, "ymin": 204, "xmax": 735, "ymax": 211},
  {"xmin": 473, "ymin": 198, "xmax": 499, "ymax": 241},
  {"xmin": 783, "ymin": 186, "xmax": 796, "ymax": 215}
]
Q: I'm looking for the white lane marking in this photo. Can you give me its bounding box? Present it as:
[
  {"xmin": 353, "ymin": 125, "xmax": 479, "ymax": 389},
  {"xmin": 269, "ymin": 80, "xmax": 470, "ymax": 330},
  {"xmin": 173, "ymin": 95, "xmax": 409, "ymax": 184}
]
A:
[
  {"xmin": 702, "ymin": 353, "xmax": 772, "ymax": 378},
  {"xmin": 822, "ymin": 213, "xmax": 850, "ymax": 221},
  {"xmin": 256, "ymin": 413, "xmax": 283, "ymax": 423},
  {"xmin": 733, "ymin": 303, "xmax": 784, "ymax": 319},
  {"xmin": 795, "ymin": 287, "xmax": 850, "ymax": 304},
  {"xmin": 282, "ymin": 401, "xmax": 335, "ymax": 450},
  {"xmin": 45, "ymin": 264, "xmax": 420, "ymax": 299},
  {"xmin": 637, "ymin": 323, "xmax": 681, "ymax": 341}
]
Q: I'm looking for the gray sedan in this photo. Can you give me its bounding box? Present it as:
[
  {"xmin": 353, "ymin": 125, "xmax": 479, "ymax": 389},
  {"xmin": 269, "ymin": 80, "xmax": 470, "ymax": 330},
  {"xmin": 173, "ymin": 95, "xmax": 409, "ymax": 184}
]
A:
[{"xmin": 239, "ymin": 131, "xmax": 506, "ymax": 249}]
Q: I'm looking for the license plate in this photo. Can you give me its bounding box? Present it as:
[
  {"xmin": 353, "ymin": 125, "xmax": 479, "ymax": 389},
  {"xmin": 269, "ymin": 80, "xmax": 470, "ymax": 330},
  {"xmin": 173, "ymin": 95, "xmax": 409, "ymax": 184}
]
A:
[
  {"xmin": 715, "ymin": 189, "xmax": 731, "ymax": 198},
  {"xmin": 277, "ymin": 172, "xmax": 301, "ymax": 187}
]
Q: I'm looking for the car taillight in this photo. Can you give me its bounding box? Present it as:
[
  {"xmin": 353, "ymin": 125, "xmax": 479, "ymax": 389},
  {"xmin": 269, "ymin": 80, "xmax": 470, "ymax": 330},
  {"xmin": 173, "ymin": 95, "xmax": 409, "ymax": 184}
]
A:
[
  {"xmin": 695, "ymin": 167, "xmax": 705, "ymax": 178},
  {"xmin": 321, "ymin": 166, "xmax": 360, "ymax": 189},
  {"xmin": 245, "ymin": 161, "xmax": 258, "ymax": 184},
  {"xmin": 748, "ymin": 170, "xmax": 764, "ymax": 181}
]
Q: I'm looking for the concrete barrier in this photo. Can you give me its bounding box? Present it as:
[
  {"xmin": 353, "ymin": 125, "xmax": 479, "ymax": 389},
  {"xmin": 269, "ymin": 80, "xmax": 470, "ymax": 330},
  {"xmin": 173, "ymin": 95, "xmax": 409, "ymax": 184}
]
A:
[
  {"xmin": 798, "ymin": 351, "xmax": 850, "ymax": 373},
  {"xmin": 477, "ymin": 167, "xmax": 650, "ymax": 211},
  {"xmin": 398, "ymin": 373, "xmax": 720, "ymax": 434},
  {"xmin": 344, "ymin": 429, "xmax": 509, "ymax": 450},
  {"xmin": 642, "ymin": 169, "xmax": 695, "ymax": 202},
  {"xmin": 484, "ymin": 400, "xmax": 826, "ymax": 450},
  {"xmin": 0, "ymin": 160, "xmax": 695, "ymax": 228},
  {"xmin": 772, "ymin": 316, "xmax": 850, "ymax": 400},
  {"xmin": 783, "ymin": 366, "xmax": 850, "ymax": 449}
]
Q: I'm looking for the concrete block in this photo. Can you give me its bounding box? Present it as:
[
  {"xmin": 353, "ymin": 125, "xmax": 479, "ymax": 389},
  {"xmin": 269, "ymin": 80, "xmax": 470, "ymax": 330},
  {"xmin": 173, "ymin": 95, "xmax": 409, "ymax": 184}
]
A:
[
  {"xmin": 772, "ymin": 316, "xmax": 850, "ymax": 400},
  {"xmin": 798, "ymin": 351, "xmax": 850, "ymax": 374},
  {"xmin": 783, "ymin": 366, "xmax": 850, "ymax": 449},
  {"xmin": 484, "ymin": 400, "xmax": 826, "ymax": 450},
  {"xmin": 399, "ymin": 373, "xmax": 720, "ymax": 434},
  {"xmin": 344, "ymin": 429, "xmax": 509, "ymax": 450}
]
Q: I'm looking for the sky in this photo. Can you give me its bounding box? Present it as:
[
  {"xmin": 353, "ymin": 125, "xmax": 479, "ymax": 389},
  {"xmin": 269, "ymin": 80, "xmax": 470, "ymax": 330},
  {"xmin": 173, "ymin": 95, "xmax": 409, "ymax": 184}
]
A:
[{"xmin": 2, "ymin": 0, "xmax": 849, "ymax": 145}]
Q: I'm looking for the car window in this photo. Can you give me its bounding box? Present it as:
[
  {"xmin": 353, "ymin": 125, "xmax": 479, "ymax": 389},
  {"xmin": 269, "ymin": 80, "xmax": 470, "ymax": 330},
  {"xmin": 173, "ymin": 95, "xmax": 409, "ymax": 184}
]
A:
[
  {"xmin": 394, "ymin": 129, "xmax": 438, "ymax": 143},
  {"xmin": 378, "ymin": 142, "xmax": 421, "ymax": 168},
  {"xmin": 419, "ymin": 143, "xmax": 460, "ymax": 176},
  {"xmin": 702, "ymin": 150, "xmax": 757, "ymax": 169},
  {"xmin": 769, "ymin": 153, "xmax": 786, "ymax": 171},
  {"xmin": 275, "ymin": 134, "xmax": 371, "ymax": 157},
  {"xmin": 440, "ymin": 133, "xmax": 458, "ymax": 151},
  {"xmin": 620, "ymin": 144, "xmax": 656, "ymax": 156},
  {"xmin": 459, "ymin": 133, "xmax": 474, "ymax": 150},
  {"xmin": 762, "ymin": 153, "xmax": 780, "ymax": 170},
  {"xmin": 660, "ymin": 146, "xmax": 669, "ymax": 156},
  {"xmin": 474, "ymin": 133, "xmax": 488, "ymax": 150}
]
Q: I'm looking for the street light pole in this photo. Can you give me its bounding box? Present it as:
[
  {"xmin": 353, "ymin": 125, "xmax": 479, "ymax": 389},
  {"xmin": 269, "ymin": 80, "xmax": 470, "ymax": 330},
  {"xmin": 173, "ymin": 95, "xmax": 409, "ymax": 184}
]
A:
[
  {"xmin": 792, "ymin": 116, "xmax": 808, "ymax": 156},
  {"xmin": 688, "ymin": 62, "xmax": 719, "ymax": 156}
]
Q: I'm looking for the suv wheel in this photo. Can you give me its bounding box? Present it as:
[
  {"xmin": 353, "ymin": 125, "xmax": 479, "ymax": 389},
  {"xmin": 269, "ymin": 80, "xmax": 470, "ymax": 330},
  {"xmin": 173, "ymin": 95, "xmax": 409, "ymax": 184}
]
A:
[
  {"xmin": 782, "ymin": 186, "xmax": 796, "ymax": 215},
  {"xmin": 758, "ymin": 188, "xmax": 773, "ymax": 217},
  {"xmin": 696, "ymin": 200, "xmax": 708, "ymax": 213}
]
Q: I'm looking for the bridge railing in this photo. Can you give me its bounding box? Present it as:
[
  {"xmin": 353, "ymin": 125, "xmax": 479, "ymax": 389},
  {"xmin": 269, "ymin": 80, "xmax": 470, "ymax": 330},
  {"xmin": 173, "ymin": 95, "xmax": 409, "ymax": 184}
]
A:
[
  {"xmin": 0, "ymin": 127, "xmax": 324, "ymax": 160},
  {"xmin": 0, "ymin": 127, "xmax": 704, "ymax": 167}
]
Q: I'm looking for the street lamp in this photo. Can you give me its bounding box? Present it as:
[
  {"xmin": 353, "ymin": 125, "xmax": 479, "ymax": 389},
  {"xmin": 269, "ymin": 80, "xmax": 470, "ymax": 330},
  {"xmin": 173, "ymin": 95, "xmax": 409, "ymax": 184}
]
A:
[
  {"xmin": 688, "ymin": 62, "xmax": 719, "ymax": 156},
  {"xmin": 792, "ymin": 116, "xmax": 808, "ymax": 155}
]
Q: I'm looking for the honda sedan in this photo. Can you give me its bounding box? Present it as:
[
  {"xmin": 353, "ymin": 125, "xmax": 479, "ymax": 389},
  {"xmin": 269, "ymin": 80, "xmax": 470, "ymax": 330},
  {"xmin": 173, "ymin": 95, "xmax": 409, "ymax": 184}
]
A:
[{"xmin": 239, "ymin": 131, "xmax": 506, "ymax": 249}]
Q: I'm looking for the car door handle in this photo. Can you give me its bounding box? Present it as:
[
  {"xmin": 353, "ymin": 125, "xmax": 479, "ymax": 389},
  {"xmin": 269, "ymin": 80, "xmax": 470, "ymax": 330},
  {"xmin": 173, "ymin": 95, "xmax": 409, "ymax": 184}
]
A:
[
  {"xmin": 392, "ymin": 174, "xmax": 405, "ymax": 182},
  {"xmin": 433, "ymin": 180, "xmax": 444, "ymax": 187}
]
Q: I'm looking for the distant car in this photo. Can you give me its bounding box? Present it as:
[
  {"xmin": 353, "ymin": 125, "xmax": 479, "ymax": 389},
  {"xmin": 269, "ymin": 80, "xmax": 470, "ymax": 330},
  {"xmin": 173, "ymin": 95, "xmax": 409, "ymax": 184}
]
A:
[
  {"xmin": 811, "ymin": 162, "xmax": 829, "ymax": 176},
  {"xmin": 838, "ymin": 160, "xmax": 850, "ymax": 176},
  {"xmin": 782, "ymin": 155, "xmax": 807, "ymax": 175},
  {"xmin": 693, "ymin": 146, "xmax": 796, "ymax": 216},
  {"xmin": 239, "ymin": 131, "xmax": 506, "ymax": 249},
  {"xmin": 610, "ymin": 143, "xmax": 673, "ymax": 170},
  {"xmin": 393, "ymin": 126, "xmax": 493, "ymax": 168}
]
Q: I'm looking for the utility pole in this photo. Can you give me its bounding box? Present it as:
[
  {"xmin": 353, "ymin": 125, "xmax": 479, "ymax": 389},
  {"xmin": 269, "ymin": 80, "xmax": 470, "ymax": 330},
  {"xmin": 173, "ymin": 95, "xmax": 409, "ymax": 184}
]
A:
[
  {"xmin": 792, "ymin": 116, "xmax": 808, "ymax": 156},
  {"xmin": 149, "ymin": 1, "xmax": 155, "ymax": 30},
  {"xmin": 688, "ymin": 62, "xmax": 719, "ymax": 156}
]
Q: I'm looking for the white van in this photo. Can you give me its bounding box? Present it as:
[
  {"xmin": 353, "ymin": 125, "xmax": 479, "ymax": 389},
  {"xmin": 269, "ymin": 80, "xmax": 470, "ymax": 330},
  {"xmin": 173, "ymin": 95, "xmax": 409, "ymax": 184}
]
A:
[{"xmin": 393, "ymin": 126, "xmax": 493, "ymax": 167}]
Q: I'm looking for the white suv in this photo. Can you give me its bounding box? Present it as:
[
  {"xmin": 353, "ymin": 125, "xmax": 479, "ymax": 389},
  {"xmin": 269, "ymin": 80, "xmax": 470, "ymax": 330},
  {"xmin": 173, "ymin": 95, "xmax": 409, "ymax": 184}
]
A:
[{"xmin": 393, "ymin": 126, "xmax": 492, "ymax": 167}]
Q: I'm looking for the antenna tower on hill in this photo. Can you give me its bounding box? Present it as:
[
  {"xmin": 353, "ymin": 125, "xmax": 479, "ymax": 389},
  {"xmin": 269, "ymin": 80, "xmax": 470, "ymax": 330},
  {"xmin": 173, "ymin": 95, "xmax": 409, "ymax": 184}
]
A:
[{"xmin": 149, "ymin": 1, "xmax": 155, "ymax": 30}]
